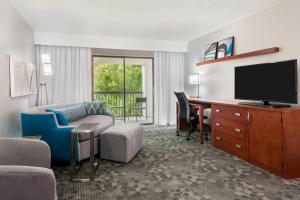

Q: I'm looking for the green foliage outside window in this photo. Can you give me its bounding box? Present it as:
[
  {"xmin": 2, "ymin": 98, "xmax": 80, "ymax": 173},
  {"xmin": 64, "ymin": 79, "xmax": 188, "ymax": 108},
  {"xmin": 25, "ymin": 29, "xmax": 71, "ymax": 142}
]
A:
[{"xmin": 93, "ymin": 64, "xmax": 143, "ymax": 117}]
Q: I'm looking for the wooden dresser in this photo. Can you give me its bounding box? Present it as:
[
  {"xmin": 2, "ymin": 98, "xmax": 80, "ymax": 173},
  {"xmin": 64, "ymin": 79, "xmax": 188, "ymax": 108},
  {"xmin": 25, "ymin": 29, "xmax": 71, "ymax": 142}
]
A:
[
  {"xmin": 177, "ymin": 98, "xmax": 300, "ymax": 179},
  {"xmin": 211, "ymin": 102, "xmax": 300, "ymax": 179}
]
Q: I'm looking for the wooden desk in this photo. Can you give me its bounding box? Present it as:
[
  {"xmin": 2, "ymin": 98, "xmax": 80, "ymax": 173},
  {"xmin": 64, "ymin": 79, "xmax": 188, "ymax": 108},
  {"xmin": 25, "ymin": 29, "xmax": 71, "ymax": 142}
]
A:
[{"xmin": 176, "ymin": 98, "xmax": 300, "ymax": 179}]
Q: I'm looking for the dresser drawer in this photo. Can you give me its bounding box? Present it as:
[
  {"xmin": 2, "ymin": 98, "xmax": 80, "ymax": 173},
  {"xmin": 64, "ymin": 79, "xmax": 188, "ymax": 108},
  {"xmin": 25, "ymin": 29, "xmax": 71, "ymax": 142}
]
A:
[
  {"xmin": 214, "ymin": 117, "xmax": 246, "ymax": 139},
  {"xmin": 214, "ymin": 131, "xmax": 247, "ymax": 160},
  {"xmin": 213, "ymin": 105, "xmax": 247, "ymax": 122}
]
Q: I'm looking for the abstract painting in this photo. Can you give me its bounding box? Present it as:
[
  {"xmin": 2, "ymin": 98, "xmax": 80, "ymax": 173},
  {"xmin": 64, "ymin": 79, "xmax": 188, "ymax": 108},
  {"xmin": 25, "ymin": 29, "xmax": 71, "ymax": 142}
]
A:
[
  {"xmin": 204, "ymin": 42, "xmax": 218, "ymax": 61},
  {"xmin": 217, "ymin": 36, "xmax": 234, "ymax": 58},
  {"xmin": 9, "ymin": 56, "xmax": 37, "ymax": 97}
]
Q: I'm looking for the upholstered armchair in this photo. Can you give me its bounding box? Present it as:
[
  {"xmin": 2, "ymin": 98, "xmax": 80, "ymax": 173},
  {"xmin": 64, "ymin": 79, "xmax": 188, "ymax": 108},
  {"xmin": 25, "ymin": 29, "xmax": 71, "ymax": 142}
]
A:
[
  {"xmin": 21, "ymin": 112, "xmax": 77, "ymax": 162},
  {"xmin": 0, "ymin": 138, "xmax": 57, "ymax": 200}
]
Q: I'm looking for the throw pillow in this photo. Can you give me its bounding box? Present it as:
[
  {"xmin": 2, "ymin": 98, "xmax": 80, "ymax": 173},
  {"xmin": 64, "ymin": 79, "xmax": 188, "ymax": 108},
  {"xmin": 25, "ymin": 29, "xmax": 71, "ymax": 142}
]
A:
[
  {"xmin": 84, "ymin": 101, "xmax": 107, "ymax": 115},
  {"xmin": 61, "ymin": 104, "xmax": 88, "ymax": 122},
  {"xmin": 46, "ymin": 109, "xmax": 69, "ymax": 126},
  {"xmin": 47, "ymin": 103, "xmax": 87, "ymax": 123}
]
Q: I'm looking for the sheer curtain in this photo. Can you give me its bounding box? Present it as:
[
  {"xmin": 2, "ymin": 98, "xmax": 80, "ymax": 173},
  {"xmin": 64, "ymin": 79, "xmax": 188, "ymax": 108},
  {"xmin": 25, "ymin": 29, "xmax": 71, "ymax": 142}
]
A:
[
  {"xmin": 36, "ymin": 45, "xmax": 92, "ymax": 104},
  {"xmin": 154, "ymin": 52, "xmax": 185, "ymax": 125}
]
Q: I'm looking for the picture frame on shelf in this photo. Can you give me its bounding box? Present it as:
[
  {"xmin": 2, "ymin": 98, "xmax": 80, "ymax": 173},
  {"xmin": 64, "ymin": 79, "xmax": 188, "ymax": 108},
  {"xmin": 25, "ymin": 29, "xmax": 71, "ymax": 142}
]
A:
[
  {"xmin": 204, "ymin": 42, "xmax": 218, "ymax": 61},
  {"xmin": 217, "ymin": 36, "xmax": 234, "ymax": 58}
]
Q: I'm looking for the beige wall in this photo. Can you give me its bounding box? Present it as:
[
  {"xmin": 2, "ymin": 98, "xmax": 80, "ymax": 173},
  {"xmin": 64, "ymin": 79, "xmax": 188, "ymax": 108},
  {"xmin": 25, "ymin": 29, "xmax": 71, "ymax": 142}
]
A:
[
  {"xmin": 186, "ymin": 0, "xmax": 300, "ymax": 105},
  {"xmin": 0, "ymin": 0, "xmax": 35, "ymax": 137}
]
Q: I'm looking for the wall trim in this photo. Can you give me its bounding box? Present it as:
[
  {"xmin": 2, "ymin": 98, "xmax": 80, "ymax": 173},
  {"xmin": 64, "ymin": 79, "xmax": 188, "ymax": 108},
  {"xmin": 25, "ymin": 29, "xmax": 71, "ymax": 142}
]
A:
[{"xmin": 34, "ymin": 31, "xmax": 187, "ymax": 52}]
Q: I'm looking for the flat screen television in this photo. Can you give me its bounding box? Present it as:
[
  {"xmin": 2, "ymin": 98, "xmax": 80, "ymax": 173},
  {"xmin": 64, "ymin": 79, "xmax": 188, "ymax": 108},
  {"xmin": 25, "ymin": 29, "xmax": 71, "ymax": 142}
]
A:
[{"xmin": 235, "ymin": 59, "xmax": 298, "ymax": 106}]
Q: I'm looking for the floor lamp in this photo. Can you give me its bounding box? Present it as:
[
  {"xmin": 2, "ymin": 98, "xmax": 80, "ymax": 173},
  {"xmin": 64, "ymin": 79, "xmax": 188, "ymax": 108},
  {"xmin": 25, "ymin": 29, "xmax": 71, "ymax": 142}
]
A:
[
  {"xmin": 37, "ymin": 83, "xmax": 49, "ymax": 105},
  {"xmin": 189, "ymin": 74, "xmax": 200, "ymax": 98},
  {"xmin": 37, "ymin": 57, "xmax": 53, "ymax": 106}
]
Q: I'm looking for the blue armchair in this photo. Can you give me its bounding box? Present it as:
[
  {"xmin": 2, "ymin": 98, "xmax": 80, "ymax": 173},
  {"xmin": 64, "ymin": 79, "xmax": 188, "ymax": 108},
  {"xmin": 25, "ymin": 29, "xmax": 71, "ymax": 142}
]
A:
[{"xmin": 21, "ymin": 113, "xmax": 78, "ymax": 162}]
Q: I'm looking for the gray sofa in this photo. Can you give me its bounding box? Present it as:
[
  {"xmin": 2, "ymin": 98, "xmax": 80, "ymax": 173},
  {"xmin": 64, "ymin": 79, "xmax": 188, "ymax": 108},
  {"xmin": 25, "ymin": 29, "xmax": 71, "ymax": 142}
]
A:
[
  {"xmin": 0, "ymin": 138, "xmax": 57, "ymax": 200},
  {"xmin": 23, "ymin": 103, "xmax": 115, "ymax": 161}
]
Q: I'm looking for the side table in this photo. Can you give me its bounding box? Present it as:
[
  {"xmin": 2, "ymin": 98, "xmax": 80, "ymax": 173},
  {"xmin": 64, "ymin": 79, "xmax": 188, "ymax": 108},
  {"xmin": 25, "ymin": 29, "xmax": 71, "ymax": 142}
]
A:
[{"xmin": 70, "ymin": 123, "xmax": 100, "ymax": 181}]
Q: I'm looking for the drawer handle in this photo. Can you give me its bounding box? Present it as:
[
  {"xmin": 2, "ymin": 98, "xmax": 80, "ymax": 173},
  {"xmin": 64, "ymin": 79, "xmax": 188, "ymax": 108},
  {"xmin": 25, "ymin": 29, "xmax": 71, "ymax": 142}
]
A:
[
  {"xmin": 215, "ymin": 136, "xmax": 221, "ymax": 141},
  {"xmin": 235, "ymin": 112, "xmax": 241, "ymax": 117},
  {"xmin": 235, "ymin": 144, "xmax": 242, "ymax": 149},
  {"xmin": 215, "ymin": 123, "xmax": 221, "ymax": 127},
  {"xmin": 234, "ymin": 128, "xmax": 241, "ymax": 133},
  {"xmin": 215, "ymin": 109, "xmax": 221, "ymax": 113}
]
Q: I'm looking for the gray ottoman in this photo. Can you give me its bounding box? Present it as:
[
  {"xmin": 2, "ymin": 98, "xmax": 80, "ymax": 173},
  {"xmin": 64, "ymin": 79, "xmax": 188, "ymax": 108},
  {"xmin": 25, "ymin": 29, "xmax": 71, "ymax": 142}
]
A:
[{"xmin": 100, "ymin": 124, "xmax": 144, "ymax": 163}]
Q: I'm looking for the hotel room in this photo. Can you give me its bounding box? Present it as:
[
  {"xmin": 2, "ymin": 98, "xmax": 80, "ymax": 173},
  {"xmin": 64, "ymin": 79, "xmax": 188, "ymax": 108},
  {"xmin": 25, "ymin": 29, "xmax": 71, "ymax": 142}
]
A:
[{"xmin": 0, "ymin": 0, "xmax": 300, "ymax": 199}]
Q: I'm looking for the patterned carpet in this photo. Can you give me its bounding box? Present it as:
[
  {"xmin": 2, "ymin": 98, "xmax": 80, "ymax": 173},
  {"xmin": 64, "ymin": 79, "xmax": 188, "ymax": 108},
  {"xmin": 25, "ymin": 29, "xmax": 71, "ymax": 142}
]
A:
[{"xmin": 54, "ymin": 126, "xmax": 300, "ymax": 200}]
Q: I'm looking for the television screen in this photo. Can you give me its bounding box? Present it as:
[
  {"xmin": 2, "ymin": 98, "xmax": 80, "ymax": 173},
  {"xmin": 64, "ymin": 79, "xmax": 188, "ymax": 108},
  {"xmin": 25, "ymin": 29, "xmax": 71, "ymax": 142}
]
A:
[{"xmin": 235, "ymin": 60, "xmax": 298, "ymax": 104}]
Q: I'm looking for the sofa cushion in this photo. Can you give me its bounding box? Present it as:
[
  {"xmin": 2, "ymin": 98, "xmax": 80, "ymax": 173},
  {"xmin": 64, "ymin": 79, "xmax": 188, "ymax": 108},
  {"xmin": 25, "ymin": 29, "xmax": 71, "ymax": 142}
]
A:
[
  {"xmin": 84, "ymin": 101, "xmax": 107, "ymax": 115},
  {"xmin": 47, "ymin": 104, "xmax": 87, "ymax": 123},
  {"xmin": 69, "ymin": 115, "xmax": 114, "ymax": 141}
]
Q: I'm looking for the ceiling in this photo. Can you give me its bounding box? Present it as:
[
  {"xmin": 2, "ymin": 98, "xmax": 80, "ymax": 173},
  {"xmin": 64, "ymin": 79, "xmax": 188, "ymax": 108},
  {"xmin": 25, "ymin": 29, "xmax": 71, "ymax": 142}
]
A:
[{"xmin": 10, "ymin": 0, "xmax": 284, "ymax": 42}]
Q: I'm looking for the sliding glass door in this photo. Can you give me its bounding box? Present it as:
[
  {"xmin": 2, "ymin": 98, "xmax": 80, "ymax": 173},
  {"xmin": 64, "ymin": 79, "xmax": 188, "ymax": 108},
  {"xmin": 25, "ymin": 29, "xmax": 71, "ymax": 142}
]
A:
[
  {"xmin": 92, "ymin": 56, "xmax": 153, "ymax": 124},
  {"xmin": 93, "ymin": 57, "xmax": 125, "ymax": 121}
]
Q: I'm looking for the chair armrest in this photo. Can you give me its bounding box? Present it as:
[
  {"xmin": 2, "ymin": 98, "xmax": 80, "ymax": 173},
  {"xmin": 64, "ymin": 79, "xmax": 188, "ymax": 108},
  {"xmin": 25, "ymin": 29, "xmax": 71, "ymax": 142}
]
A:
[
  {"xmin": 58, "ymin": 125, "xmax": 76, "ymax": 129},
  {"xmin": 0, "ymin": 139, "xmax": 51, "ymax": 168},
  {"xmin": 42, "ymin": 127, "xmax": 77, "ymax": 162},
  {"xmin": 103, "ymin": 111, "xmax": 115, "ymax": 124},
  {"xmin": 0, "ymin": 166, "xmax": 57, "ymax": 200}
]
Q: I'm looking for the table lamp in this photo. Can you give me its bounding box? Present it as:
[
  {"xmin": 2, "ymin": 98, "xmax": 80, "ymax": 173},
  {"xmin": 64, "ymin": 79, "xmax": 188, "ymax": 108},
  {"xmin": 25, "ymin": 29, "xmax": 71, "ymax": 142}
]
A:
[{"xmin": 189, "ymin": 74, "xmax": 200, "ymax": 98}]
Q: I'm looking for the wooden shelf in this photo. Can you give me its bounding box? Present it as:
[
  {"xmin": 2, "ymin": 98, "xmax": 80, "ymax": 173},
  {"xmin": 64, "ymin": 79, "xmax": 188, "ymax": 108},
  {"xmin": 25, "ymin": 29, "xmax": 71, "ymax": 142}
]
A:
[{"xmin": 196, "ymin": 47, "xmax": 280, "ymax": 66}]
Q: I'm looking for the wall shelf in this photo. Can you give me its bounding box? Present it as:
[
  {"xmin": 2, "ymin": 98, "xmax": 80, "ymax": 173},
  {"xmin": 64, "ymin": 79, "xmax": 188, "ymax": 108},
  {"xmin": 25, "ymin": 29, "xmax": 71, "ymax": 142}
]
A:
[{"xmin": 196, "ymin": 47, "xmax": 280, "ymax": 66}]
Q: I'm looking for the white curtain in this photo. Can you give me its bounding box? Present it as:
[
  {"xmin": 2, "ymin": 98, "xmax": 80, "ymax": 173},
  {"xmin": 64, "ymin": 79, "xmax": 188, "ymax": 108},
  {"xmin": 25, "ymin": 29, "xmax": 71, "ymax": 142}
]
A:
[
  {"xmin": 154, "ymin": 52, "xmax": 185, "ymax": 125},
  {"xmin": 36, "ymin": 45, "xmax": 92, "ymax": 104}
]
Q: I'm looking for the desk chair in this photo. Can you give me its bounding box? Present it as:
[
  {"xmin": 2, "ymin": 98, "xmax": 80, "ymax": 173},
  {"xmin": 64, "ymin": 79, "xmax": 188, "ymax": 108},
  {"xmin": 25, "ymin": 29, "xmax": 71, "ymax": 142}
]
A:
[{"xmin": 174, "ymin": 92, "xmax": 208, "ymax": 140}]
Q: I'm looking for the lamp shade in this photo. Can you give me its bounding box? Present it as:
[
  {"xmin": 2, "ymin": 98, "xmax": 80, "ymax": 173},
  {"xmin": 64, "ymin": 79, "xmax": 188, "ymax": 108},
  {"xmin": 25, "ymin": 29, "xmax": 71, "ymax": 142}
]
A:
[
  {"xmin": 41, "ymin": 54, "xmax": 53, "ymax": 76},
  {"xmin": 41, "ymin": 54, "xmax": 51, "ymax": 63},
  {"xmin": 43, "ymin": 63, "xmax": 53, "ymax": 76},
  {"xmin": 189, "ymin": 74, "xmax": 200, "ymax": 85}
]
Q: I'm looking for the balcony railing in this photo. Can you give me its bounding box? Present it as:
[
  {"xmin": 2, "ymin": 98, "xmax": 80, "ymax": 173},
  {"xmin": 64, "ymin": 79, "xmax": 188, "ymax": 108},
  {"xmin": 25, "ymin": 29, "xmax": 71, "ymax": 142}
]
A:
[{"xmin": 93, "ymin": 91, "xmax": 143, "ymax": 117}]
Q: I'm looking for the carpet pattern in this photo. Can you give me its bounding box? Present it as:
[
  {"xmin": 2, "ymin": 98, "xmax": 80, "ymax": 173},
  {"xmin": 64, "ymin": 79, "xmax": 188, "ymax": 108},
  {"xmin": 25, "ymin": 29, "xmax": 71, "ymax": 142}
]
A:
[{"xmin": 54, "ymin": 126, "xmax": 300, "ymax": 200}]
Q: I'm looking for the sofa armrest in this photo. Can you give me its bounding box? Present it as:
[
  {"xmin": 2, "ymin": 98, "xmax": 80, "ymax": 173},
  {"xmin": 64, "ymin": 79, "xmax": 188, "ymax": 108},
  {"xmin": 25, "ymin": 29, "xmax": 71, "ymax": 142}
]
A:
[
  {"xmin": 0, "ymin": 139, "xmax": 51, "ymax": 168},
  {"xmin": 0, "ymin": 166, "xmax": 57, "ymax": 200},
  {"xmin": 103, "ymin": 111, "xmax": 115, "ymax": 124}
]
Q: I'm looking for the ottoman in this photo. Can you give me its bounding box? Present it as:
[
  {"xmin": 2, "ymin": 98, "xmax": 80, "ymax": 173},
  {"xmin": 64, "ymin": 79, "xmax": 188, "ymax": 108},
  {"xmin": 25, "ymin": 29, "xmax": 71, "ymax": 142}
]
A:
[{"xmin": 100, "ymin": 124, "xmax": 144, "ymax": 163}]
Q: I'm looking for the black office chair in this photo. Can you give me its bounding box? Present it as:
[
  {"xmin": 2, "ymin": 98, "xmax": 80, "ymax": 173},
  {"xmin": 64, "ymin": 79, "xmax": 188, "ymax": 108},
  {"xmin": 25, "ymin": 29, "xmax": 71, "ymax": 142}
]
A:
[{"xmin": 174, "ymin": 92, "xmax": 208, "ymax": 140}]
